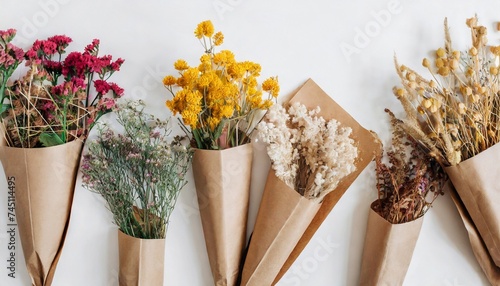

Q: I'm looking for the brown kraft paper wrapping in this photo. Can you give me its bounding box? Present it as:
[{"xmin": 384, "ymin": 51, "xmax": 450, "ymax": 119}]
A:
[
  {"xmin": 117, "ymin": 230, "xmax": 165, "ymax": 286},
  {"xmin": 444, "ymin": 142, "xmax": 500, "ymax": 267},
  {"xmin": 359, "ymin": 203, "xmax": 424, "ymax": 286},
  {"xmin": 267, "ymin": 78, "xmax": 381, "ymax": 284},
  {"xmin": 191, "ymin": 143, "xmax": 253, "ymax": 286},
  {"xmin": 448, "ymin": 184, "xmax": 500, "ymax": 285},
  {"xmin": 241, "ymin": 170, "xmax": 322, "ymax": 286},
  {"xmin": 0, "ymin": 140, "xmax": 83, "ymax": 286}
]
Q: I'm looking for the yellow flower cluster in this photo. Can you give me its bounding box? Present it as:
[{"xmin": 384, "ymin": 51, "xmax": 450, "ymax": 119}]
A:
[
  {"xmin": 164, "ymin": 20, "xmax": 279, "ymax": 149},
  {"xmin": 392, "ymin": 16, "xmax": 500, "ymax": 166}
]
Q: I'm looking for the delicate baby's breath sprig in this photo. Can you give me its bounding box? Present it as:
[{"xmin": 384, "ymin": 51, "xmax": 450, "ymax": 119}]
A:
[
  {"xmin": 257, "ymin": 102, "xmax": 358, "ymax": 201},
  {"xmin": 374, "ymin": 110, "xmax": 446, "ymax": 224},
  {"xmin": 392, "ymin": 16, "xmax": 500, "ymax": 166},
  {"xmin": 164, "ymin": 20, "xmax": 279, "ymax": 150},
  {"xmin": 81, "ymin": 100, "xmax": 193, "ymax": 239}
]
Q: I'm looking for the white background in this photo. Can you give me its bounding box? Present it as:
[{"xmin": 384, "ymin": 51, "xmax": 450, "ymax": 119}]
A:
[{"xmin": 0, "ymin": 0, "xmax": 496, "ymax": 285}]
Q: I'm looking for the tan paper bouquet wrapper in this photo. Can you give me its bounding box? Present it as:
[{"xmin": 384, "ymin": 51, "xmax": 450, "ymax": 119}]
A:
[
  {"xmin": 192, "ymin": 143, "xmax": 253, "ymax": 286},
  {"xmin": 444, "ymin": 143, "xmax": 500, "ymax": 267},
  {"xmin": 240, "ymin": 79, "xmax": 381, "ymax": 286},
  {"xmin": 117, "ymin": 230, "xmax": 165, "ymax": 286},
  {"xmin": 359, "ymin": 202, "xmax": 424, "ymax": 286},
  {"xmin": 0, "ymin": 139, "xmax": 83, "ymax": 286},
  {"xmin": 448, "ymin": 184, "xmax": 500, "ymax": 285}
]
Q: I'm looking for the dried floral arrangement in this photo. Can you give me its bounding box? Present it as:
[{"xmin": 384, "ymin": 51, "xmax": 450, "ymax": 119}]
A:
[
  {"xmin": 374, "ymin": 110, "xmax": 446, "ymax": 224},
  {"xmin": 163, "ymin": 20, "xmax": 279, "ymax": 150},
  {"xmin": 0, "ymin": 29, "xmax": 124, "ymax": 148},
  {"xmin": 257, "ymin": 102, "xmax": 358, "ymax": 201},
  {"xmin": 81, "ymin": 100, "xmax": 193, "ymax": 239},
  {"xmin": 392, "ymin": 16, "xmax": 500, "ymax": 166}
]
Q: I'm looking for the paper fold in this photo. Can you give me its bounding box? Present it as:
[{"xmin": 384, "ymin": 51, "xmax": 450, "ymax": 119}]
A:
[
  {"xmin": 117, "ymin": 230, "xmax": 165, "ymax": 286},
  {"xmin": 241, "ymin": 170, "xmax": 321, "ymax": 286},
  {"xmin": 359, "ymin": 203, "xmax": 424, "ymax": 286},
  {"xmin": 275, "ymin": 79, "xmax": 380, "ymax": 283},
  {"xmin": 448, "ymin": 184, "xmax": 500, "ymax": 285},
  {"xmin": 0, "ymin": 140, "xmax": 83, "ymax": 286},
  {"xmin": 192, "ymin": 143, "xmax": 253, "ymax": 286},
  {"xmin": 444, "ymin": 142, "xmax": 500, "ymax": 267},
  {"xmin": 240, "ymin": 79, "xmax": 380, "ymax": 285}
]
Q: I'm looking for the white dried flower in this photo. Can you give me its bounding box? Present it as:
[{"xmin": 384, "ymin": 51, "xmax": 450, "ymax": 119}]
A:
[{"xmin": 258, "ymin": 102, "xmax": 358, "ymax": 201}]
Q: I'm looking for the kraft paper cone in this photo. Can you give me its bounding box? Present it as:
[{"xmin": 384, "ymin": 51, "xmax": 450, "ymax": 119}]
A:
[
  {"xmin": 359, "ymin": 202, "xmax": 424, "ymax": 286},
  {"xmin": 192, "ymin": 143, "xmax": 253, "ymax": 286},
  {"xmin": 241, "ymin": 170, "xmax": 321, "ymax": 286},
  {"xmin": 269, "ymin": 79, "xmax": 381, "ymax": 283},
  {"xmin": 444, "ymin": 142, "xmax": 500, "ymax": 267},
  {"xmin": 0, "ymin": 140, "xmax": 83, "ymax": 286},
  {"xmin": 118, "ymin": 230, "xmax": 165, "ymax": 286},
  {"xmin": 448, "ymin": 184, "xmax": 500, "ymax": 285}
]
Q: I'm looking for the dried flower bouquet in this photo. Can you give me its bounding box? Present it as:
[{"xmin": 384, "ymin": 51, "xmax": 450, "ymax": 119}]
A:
[
  {"xmin": 241, "ymin": 100, "xmax": 358, "ymax": 286},
  {"xmin": 0, "ymin": 29, "xmax": 124, "ymax": 286},
  {"xmin": 391, "ymin": 15, "xmax": 500, "ymax": 279},
  {"xmin": 82, "ymin": 100, "xmax": 192, "ymax": 285},
  {"xmin": 163, "ymin": 20, "xmax": 279, "ymax": 286},
  {"xmin": 360, "ymin": 110, "xmax": 445, "ymax": 285}
]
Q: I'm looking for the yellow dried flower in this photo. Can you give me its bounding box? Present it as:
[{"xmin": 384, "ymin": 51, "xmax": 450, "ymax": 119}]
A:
[
  {"xmin": 194, "ymin": 20, "xmax": 214, "ymax": 39},
  {"xmin": 262, "ymin": 77, "xmax": 280, "ymax": 98},
  {"xmin": 458, "ymin": 102, "xmax": 467, "ymax": 114},
  {"xmin": 422, "ymin": 58, "xmax": 430, "ymax": 68},
  {"xmin": 449, "ymin": 59, "xmax": 459, "ymax": 70},
  {"xmin": 469, "ymin": 47, "xmax": 478, "ymax": 56},
  {"xmin": 429, "ymin": 80, "xmax": 437, "ymax": 88},
  {"xmin": 406, "ymin": 72, "xmax": 416, "ymax": 82},
  {"xmin": 490, "ymin": 66, "xmax": 499, "ymax": 75},
  {"xmin": 466, "ymin": 67, "xmax": 475, "ymax": 77},
  {"xmin": 163, "ymin": 75, "xmax": 177, "ymax": 86},
  {"xmin": 461, "ymin": 86, "xmax": 472, "ymax": 96},
  {"xmin": 435, "ymin": 58, "xmax": 445, "ymax": 68},
  {"xmin": 490, "ymin": 46, "xmax": 500, "ymax": 56},
  {"xmin": 394, "ymin": 88, "xmax": 406, "ymax": 97},
  {"xmin": 436, "ymin": 48, "xmax": 446, "ymax": 58},
  {"xmin": 452, "ymin": 50, "xmax": 461, "ymax": 60},
  {"xmin": 213, "ymin": 31, "xmax": 224, "ymax": 46},
  {"xmin": 174, "ymin": 59, "xmax": 189, "ymax": 71},
  {"xmin": 422, "ymin": 98, "xmax": 432, "ymax": 109},
  {"xmin": 417, "ymin": 106, "xmax": 425, "ymax": 115},
  {"xmin": 438, "ymin": 66, "xmax": 450, "ymax": 76},
  {"xmin": 259, "ymin": 99, "xmax": 273, "ymax": 109},
  {"xmin": 164, "ymin": 20, "xmax": 278, "ymax": 149}
]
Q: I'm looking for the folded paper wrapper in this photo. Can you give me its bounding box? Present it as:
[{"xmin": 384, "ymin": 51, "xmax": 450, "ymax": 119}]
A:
[
  {"xmin": 241, "ymin": 78, "xmax": 381, "ymax": 285},
  {"xmin": 241, "ymin": 170, "xmax": 321, "ymax": 286},
  {"xmin": 447, "ymin": 184, "xmax": 500, "ymax": 285},
  {"xmin": 0, "ymin": 139, "xmax": 83, "ymax": 286},
  {"xmin": 118, "ymin": 230, "xmax": 165, "ymax": 286},
  {"xmin": 192, "ymin": 143, "xmax": 253, "ymax": 286},
  {"xmin": 359, "ymin": 202, "xmax": 424, "ymax": 286},
  {"xmin": 444, "ymin": 142, "xmax": 500, "ymax": 267}
]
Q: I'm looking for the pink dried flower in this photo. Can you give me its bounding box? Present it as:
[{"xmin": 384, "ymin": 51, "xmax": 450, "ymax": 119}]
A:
[
  {"xmin": 94, "ymin": 79, "xmax": 111, "ymax": 94},
  {"xmin": 0, "ymin": 29, "xmax": 16, "ymax": 42},
  {"xmin": 84, "ymin": 39, "xmax": 100, "ymax": 54},
  {"xmin": 110, "ymin": 83, "xmax": 124, "ymax": 97}
]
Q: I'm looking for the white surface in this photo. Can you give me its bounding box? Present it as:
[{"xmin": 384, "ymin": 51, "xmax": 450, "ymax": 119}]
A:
[{"xmin": 0, "ymin": 0, "xmax": 495, "ymax": 285}]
